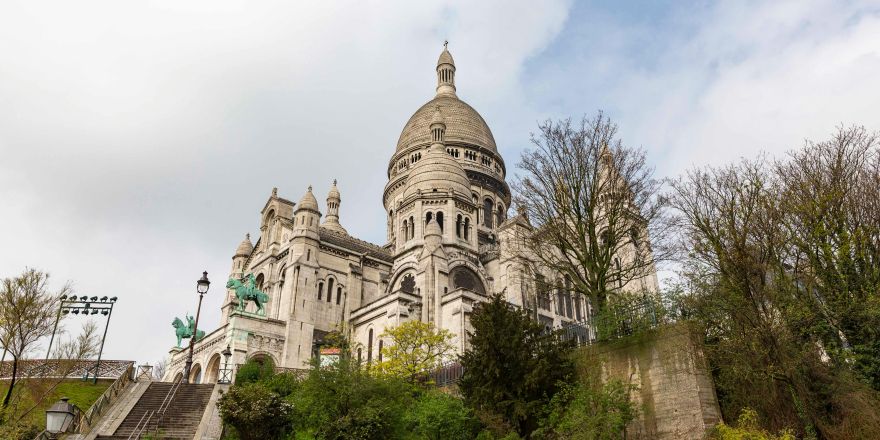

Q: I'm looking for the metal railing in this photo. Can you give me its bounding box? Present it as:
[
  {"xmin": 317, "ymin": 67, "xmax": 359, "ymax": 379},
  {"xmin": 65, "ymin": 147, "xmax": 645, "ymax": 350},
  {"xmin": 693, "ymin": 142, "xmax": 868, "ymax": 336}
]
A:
[
  {"xmin": 77, "ymin": 361, "xmax": 135, "ymax": 435},
  {"xmin": 128, "ymin": 374, "xmax": 183, "ymax": 439}
]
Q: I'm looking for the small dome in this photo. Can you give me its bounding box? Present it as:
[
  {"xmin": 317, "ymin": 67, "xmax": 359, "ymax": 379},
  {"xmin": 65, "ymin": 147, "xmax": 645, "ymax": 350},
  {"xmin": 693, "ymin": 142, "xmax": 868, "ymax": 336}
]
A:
[
  {"xmin": 327, "ymin": 179, "xmax": 340, "ymax": 201},
  {"xmin": 297, "ymin": 186, "xmax": 320, "ymax": 212},
  {"xmin": 437, "ymin": 48, "xmax": 455, "ymax": 67},
  {"xmin": 397, "ymin": 95, "xmax": 497, "ymax": 154},
  {"xmin": 235, "ymin": 233, "xmax": 253, "ymax": 257},
  {"xmin": 403, "ymin": 145, "xmax": 471, "ymax": 199}
]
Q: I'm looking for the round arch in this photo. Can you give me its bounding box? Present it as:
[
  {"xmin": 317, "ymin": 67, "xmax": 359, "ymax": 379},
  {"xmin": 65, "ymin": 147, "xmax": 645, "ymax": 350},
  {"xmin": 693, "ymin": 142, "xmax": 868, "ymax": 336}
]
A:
[
  {"xmin": 204, "ymin": 352, "xmax": 223, "ymax": 384},
  {"xmin": 189, "ymin": 363, "xmax": 203, "ymax": 384}
]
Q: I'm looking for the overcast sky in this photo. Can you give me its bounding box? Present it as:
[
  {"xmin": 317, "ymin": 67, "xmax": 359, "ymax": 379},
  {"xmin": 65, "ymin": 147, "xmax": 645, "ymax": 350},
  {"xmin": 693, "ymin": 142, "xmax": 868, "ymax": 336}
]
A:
[{"xmin": 1, "ymin": 0, "xmax": 878, "ymax": 366}]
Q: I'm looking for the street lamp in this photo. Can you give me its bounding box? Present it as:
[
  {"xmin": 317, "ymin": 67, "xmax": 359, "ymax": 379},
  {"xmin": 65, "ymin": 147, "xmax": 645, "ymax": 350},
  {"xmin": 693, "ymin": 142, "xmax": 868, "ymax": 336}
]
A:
[
  {"xmin": 184, "ymin": 271, "xmax": 210, "ymax": 384},
  {"xmin": 219, "ymin": 345, "xmax": 233, "ymax": 384},
  {"xmin": 45, "ymin": 397, "xmax": 78, "ymax": 435}
]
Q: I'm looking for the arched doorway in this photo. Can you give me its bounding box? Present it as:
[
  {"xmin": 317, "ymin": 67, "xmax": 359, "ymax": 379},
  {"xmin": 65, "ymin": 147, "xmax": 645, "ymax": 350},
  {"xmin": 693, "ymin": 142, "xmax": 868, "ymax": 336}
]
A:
[
  {"xmin": 189, "ymin": 363, "xmax": 202, "ymax": 384},
  {"xmin": 204, "ymin": 353, "xmax": 222, "ymax": 383}
]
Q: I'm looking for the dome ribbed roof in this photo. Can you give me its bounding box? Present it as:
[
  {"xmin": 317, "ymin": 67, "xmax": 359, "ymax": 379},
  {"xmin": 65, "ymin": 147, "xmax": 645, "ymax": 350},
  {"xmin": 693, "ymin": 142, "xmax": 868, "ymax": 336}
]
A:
[
  {"xmin": 297, "ymin": 186, "xmax": 320, "ymax": 212},
  {"xmin": 403, "ymin": 144, "xmax": 471, "ymax": 199},
  {"xmin": 235, "ymin": 233, "xmax": 253, "ymax": 257},
  {"xmin": 327, "ymin": 180, "xmax": 340, "ymax": 200},
  {"xmin": 437, "ymin": 48, "xmax": 454, "ymax": 66},
  {"xmin": 396, "ymin": 95, "xmax": 497, "ymax": 154}
]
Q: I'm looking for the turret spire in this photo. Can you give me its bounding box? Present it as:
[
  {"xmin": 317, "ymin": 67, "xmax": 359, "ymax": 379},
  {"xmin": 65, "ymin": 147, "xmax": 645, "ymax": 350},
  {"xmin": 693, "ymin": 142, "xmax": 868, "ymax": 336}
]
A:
[
  {"xmin": 322, "ymin": 179, "xmax": 347, "ymax": 234},
  {"xmin": 436, "ymin": 43, "xmax": 456, "ymax": 96}
]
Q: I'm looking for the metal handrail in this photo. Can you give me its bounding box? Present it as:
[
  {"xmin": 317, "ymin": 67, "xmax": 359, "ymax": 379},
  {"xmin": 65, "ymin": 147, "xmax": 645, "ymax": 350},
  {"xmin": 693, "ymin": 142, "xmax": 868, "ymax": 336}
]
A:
[
  {"xmin": 127, "ymin": 409, "xmax": 154, "ymax": 440},
  {"xmin": 77, "ymin": 361, "xmax": 135, "ymax": 434},
  {"xmin": 128, "ymin": 375, "xmax": 182, "ymax": 439}
]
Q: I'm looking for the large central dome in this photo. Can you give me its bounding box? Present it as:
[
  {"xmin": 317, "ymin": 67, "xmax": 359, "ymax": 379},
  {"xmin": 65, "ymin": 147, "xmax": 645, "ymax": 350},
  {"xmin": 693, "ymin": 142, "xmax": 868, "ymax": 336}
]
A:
[{"xmin": 396, "ymin": 95, "xmax": 497, "ymax": 154}]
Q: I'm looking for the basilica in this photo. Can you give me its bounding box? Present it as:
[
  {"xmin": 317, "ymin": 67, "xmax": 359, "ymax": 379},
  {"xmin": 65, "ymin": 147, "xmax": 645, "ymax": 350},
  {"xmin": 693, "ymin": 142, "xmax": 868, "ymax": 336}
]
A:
[{"xmin": 165, "ymin": 46, "xmax": 658, "ymax": 383}]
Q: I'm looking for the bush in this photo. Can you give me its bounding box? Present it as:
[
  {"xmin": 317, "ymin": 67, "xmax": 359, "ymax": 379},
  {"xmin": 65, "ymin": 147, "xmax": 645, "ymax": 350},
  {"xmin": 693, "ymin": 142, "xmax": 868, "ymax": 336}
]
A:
[
  {"xmin": 711, "ymin": 408, "xmax": 796, "ymax": 440},
  {"xmin": 403, "ymin": 390, "xmax": 481, "ymax": 440},
  {"xmin": 536, "ymin": 379, "xmax": 636, "ymax": 440},
  {"xmin": 234, "ymin": 358, "xmax": 275, "ymax": 384},
  {"xmin": 217, "ymin": 382, "xmax": 293, "ymax": 440}
]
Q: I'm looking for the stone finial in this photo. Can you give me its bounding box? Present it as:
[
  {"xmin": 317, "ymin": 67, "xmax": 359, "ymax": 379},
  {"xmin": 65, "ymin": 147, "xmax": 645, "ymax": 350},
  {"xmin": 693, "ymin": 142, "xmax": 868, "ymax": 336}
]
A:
[{"xmin": 272, "ymin": 187, "xmax": 278, "ymax": 197}]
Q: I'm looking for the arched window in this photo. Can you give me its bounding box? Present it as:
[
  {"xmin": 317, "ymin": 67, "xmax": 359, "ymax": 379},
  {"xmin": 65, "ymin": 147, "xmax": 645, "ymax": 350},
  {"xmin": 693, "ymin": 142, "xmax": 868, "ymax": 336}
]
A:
[
  {"xmin": 317, "ymin": 282, "xmax": 324, "ymax": 300},
  {"xmin": 378, "ymin": 340, "xmax": 384, "ymax": 362},
  {"xmin": 327, "ymin": 278, "xmax": 334, "ymax": 303},
  {"xmin": 307, "ymin": 249, "xmax": 311, "ymax": 261},
  {"xmin": 255, "ymin": 274, "xmax": 265, "ymax": 291},
  {"xmin": 497, "ymin": 204, "xmax": 505, "ymax": 226},
  {"xmin": 437, "ymin": 212, "xmax": 444, "ymax": 232},
  {"xmin": 367, "ymin": 329, "xmax": 374, "ymax": 364},
  {"xmin": 456, "ymin": 214, "xmax": 462, "ymax": 238},
  {"xmin": 357, "ymin": 348, "xmax": 362, "ymax": 365},
  {"xmin": 409, "ymin": 216, "xmax": 415, "ymax": 239},
  {"xmin": 425, "ymin": 211, "xmax": 433, "ymax": 225},
  {"xmin": 464, "ymin": 217, "xmax": 470, "ymax": 240},
  {"xmin": 402, "ymin": 219, "xmax": 409, "ymax": 241},
  {"xmin": 483, "ymin": 199, "xmax": 494, "ymax": 228},
  {"xmin": 336, "ymin": 287, "xmax": 342, "ymax": 305}
]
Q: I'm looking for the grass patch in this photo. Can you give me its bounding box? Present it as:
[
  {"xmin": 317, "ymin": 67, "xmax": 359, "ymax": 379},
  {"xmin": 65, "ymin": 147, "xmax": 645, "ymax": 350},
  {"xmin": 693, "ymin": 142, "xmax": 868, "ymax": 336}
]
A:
[{"xmin": 0, "ymin": 378, "xmax": 112, "ymax": 426}]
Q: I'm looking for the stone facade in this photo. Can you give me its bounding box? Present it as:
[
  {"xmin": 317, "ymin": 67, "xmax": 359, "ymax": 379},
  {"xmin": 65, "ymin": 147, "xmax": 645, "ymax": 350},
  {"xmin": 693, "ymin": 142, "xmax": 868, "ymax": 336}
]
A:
[{"xmin": 164, "ymin": 46, "xmax": 659, "ymax": 383}]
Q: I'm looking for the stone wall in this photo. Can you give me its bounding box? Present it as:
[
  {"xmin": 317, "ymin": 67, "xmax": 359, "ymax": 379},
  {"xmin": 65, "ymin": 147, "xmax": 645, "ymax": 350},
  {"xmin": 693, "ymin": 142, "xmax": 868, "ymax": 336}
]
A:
[{"xmin": 576, "ymin": 323, "xmax": 721, "ymax": 439}]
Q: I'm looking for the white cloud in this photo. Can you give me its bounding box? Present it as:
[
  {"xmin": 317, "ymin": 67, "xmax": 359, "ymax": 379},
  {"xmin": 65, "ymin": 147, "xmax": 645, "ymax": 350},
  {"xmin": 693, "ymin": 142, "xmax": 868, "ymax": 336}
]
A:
[{"xmin": 0, "ymin": 0, "xmax": 570, "ymax": 363}]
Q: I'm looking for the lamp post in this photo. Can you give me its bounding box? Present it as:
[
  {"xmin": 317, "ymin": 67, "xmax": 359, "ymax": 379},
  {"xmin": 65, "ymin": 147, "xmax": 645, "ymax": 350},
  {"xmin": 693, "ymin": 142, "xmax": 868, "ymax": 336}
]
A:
[
  {"xmin": 46, "ymin": 295, "xmax": 117, "ymax": 383},
  {"xmin": 45, "ymin": 397, "xmax": 78, "ymax": 436},
  {"xmin": 219, "ymin": 345, "xmax": 232, "ymax": 384},
  {"xmin": 183, "ymin": 271, "xmax": 210, "ymax": 384}
]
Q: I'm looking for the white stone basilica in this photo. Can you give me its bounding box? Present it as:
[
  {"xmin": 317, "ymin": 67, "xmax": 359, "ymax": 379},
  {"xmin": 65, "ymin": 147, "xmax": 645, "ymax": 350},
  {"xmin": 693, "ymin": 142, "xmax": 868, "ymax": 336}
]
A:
[{"xmin": 165, "ymin": 46, "xmax": 658, "ymax": 383}]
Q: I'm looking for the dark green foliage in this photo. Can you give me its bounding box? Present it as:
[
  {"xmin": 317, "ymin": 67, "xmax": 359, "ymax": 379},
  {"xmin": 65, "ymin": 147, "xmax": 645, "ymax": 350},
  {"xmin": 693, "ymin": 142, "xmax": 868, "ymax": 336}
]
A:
[
  {"xmin": 536, "ymin": 379, "xmax": 635, "ymax": 440},
  {"xmin": 216, "ymin": 382, "xmax": 293, "ymax": 440},
  {"xmin": 234, "ymin": 357, "xmax": 275, "ymax": 385},
  {"xmin": 288, "ymin": 357, "xmax": 415, "ymax": 439},
  {"xmin": 402, "ymin": 390, "xmax": 482, "ymax": 440},
  {"xmin": 459, "ymin": 294, "xmax": 575, "ymax": 437}
]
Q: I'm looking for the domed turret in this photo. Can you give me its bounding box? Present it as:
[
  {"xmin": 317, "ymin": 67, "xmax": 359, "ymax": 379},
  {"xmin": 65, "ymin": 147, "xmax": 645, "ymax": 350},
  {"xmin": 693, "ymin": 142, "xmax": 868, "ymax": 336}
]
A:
[
  {"xmin": 322, "ymin": 180, "xmax": 348, "ymax": 234},
  {"xmin": 296, "ymin": 186, "xmax": 320, "ymax": 213},
  {"xmin": 235, "ymin": 233, "xmax": 254, "ymax": 257},
  {"xmin": 436, "ymin": 42, "xmax": 456, "ymax": 96},
  {"xmin": 402, "ymin": 106, "xmax": 471, "ymax": 199}
]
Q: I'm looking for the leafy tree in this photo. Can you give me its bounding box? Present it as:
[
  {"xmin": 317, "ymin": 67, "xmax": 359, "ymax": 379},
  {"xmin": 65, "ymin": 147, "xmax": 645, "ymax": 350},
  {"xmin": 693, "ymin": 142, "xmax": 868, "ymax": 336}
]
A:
[
  {"xmin": 459, "ymin": 294, "xmax": 575, "ymax": 437},
  {"xmin": 536, "ymin": 379, "xmax": 635, "ymax": 440},
  {"xmin": 217, "ymin": 382, "xmax": 293, "ymax": 440},
  {"xmin": 669, "ymin": 126, "xmax": 880, "ymax": 438},
  {"xmin": 375, "ymin": 320, "xmax": 454, "ymax": 383},
  {"xmin": 403, "ymin": 390, "xmax": 481, "ymax": 440},
  {"xmin": 0, "ymin": 269, "xmax": 68, "ymax": 408},
  {"xmin": 512, "ymin": 112, "xmax": 670, "ymax": 312},
  {"xmin": 234, "ymin": 357, "xmax": 275, "ymax": 385},
  {"xmin": 290, "ymin": 356, "xmax": 414, "ymax": 439},
  {"xmin": 711, "ymin": 408, "xmax": 796, "ymax": 440}
]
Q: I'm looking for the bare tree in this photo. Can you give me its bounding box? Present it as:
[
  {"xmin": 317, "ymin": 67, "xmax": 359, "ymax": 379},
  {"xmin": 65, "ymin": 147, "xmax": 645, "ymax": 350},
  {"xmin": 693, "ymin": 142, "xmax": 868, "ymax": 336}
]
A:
[
  {"xmin": 512, "ymin": 112, "xmax": 670, "ymax": 311},
  {"xmin": 153, "ymin": 357, "xmax": 168, "ymax": 381},
  {"xmin": 0, "ymin": 269, "xmax": 67, "ymax": 408}
]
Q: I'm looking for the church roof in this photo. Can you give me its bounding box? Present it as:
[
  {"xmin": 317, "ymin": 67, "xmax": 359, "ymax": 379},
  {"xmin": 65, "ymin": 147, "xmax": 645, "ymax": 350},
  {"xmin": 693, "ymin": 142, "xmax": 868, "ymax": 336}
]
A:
[
  {"xmin": 319, "ymin": 228, "xmax": 393, "ymax": 263},
  {"xmin": 437, "ymin": 48, "xmax": 455, "ymax": 66},
  {"xmin": 396, "ymin": 95, "xmax": 497, "ymax": 154}
]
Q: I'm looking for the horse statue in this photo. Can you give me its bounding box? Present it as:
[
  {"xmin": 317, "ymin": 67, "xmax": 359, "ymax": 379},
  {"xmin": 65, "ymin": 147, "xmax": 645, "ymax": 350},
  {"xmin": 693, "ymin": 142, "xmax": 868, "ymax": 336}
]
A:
[
  {"xmin": 172, "ymin": 314, "xmax": 205, "ymax": 347},
  {"xmin": 226, "ymin": 274, "xmax": 269, "ymax": 314}
]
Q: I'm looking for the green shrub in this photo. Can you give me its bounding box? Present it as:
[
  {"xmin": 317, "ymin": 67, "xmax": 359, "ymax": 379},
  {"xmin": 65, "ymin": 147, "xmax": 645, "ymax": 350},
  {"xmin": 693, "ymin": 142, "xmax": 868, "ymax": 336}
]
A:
[
  {"xmin": 217, "ymin": 382, "xmax": 293, "ymax": 440},
  {"xmin": 536, "ymin": 379, "xmax": 636, "ymax": 440},
  {"xmin": 403, "ymin": 390, "xmax": 481, "ymax": 440},
  {"xmin": 234, "ymin": 358, "xmax": 276, "ymax": 385},
  {"xmin": 710, "ymin": 408, "xmax": 796, "ymax": 440}
]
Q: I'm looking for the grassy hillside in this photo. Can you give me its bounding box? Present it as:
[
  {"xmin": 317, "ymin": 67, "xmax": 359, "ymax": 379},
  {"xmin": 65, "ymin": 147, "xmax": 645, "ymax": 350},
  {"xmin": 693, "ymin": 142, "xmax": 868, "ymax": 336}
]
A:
[{"xmin": 0, "ymin": 378, "xmax": 112, "ymax": 427}]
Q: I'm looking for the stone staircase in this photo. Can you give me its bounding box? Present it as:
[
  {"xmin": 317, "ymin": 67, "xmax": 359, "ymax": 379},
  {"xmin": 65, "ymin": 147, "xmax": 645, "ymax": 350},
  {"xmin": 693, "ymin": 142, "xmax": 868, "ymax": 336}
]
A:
[{"xmin": 96, "ymin": 382, "xmax": 214, "ymax": 439}]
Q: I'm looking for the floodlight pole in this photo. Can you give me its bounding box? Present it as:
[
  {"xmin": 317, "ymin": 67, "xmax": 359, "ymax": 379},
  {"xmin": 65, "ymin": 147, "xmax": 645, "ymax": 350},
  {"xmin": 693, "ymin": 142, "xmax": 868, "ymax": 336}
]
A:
[{"xmin": 92, "ymin": 301, "xmax": 114, "ymax": 384}]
